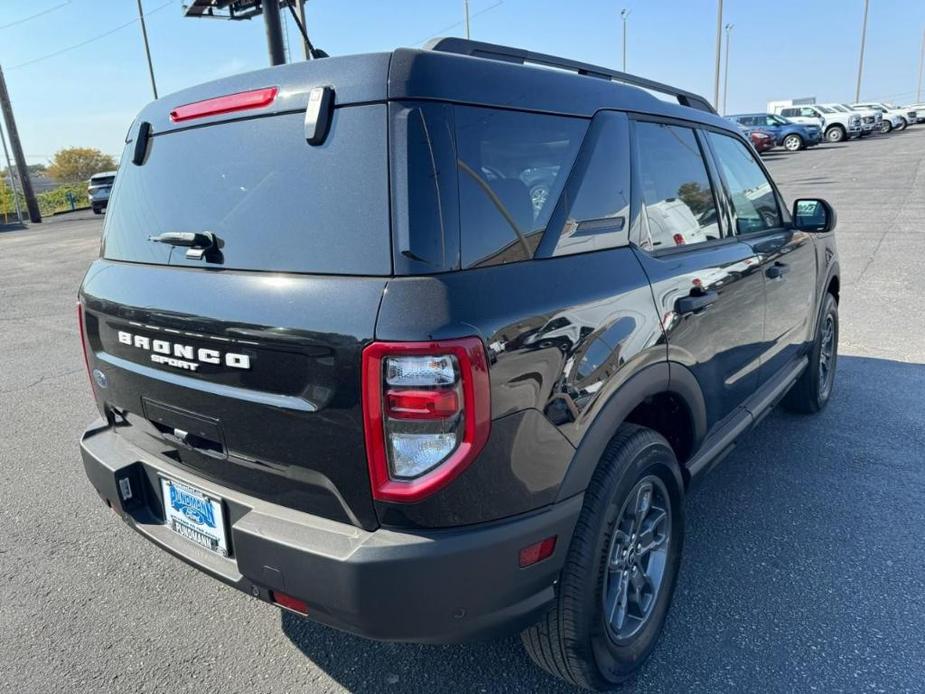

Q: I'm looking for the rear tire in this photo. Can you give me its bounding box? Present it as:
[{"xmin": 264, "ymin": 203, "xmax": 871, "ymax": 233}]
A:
[
  {"xmin": 521, "ymin": 425, "xmax": 684, "ymax": 690},
  {"xmin": 783, "ymin": 293, "xmax": 838, "ymax": 414},
  {"xmin": 783, "ymin": 133, "xmax": 803, "ymax": 151},
  {"xmin": 897, "ymin": 118, "xmax": 908, "ymax": 131},
  {"xmin": 881, "ymin": 121, "xmax": 892, "ymax": 134}
]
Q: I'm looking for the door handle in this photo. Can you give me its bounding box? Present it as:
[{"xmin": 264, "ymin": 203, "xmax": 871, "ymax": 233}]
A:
[
  {"xmin": 676, "ymin": 290, "xmax": 718, "ymax": 315},
  {"xmin": 766, "ymin": 262, "xmax": 790, "ymax": 279}
]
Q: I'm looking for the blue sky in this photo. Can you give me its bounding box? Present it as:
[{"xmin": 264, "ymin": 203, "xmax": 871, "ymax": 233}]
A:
[{"xmin": 1, "ymin": 0, "xmax": 923, "ymax": 165}]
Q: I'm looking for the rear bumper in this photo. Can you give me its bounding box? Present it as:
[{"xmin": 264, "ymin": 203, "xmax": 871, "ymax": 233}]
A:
[{"xmin": 80, "ymin": 419, "xmax": 581, "ymax": 643}]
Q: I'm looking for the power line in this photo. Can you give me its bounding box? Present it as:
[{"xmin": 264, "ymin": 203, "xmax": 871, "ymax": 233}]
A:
[
  {"xmin": 8, "ymin": 0, "xmax": 175, "ymax": 71},
  {"xmin": 412, "ymin": 0, "xmax": 504, "ymax": 46},
  {"xmin": 0, "ymin": 1, "xmax": 71, "ymax": 31}
]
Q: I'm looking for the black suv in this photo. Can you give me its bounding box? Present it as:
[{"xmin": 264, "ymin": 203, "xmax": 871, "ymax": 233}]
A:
[{"xmin": 77, "ymin": 39, "xmax": 840, "ymax": 689}]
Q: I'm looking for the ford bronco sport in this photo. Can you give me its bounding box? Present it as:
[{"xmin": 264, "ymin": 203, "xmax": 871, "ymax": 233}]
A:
[{"xmin": 77, "ymin": 39, "xmax": 840, "ymax": 689}]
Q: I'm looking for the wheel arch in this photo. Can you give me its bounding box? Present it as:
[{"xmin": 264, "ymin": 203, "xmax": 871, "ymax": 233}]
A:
[{"xmin": 555, "ymin": 362, "xmax": 707, "ymax": 500}]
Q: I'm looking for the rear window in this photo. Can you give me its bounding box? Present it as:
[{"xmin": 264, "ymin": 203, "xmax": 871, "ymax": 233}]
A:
[
  {"xmin": 103, "ymin": 105, "xmax": 390, "ymax": 275},
  {"xmin": 90, "ymin": 175, "xmax": 115, "ymax": 186}
]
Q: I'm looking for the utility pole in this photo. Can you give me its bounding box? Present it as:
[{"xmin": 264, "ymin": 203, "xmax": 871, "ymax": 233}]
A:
[
  {"xmin": 712, "ymin": 0, "xmax": 724, "ymax": 108},
  {"xmin": 855, "ymin": 0, "xmax": 869, "ymax": 102},
  {"xmin": 620, "ymin": 9, "xmax": 630, "ymax": 72},
  {"xmin": 263, "ymin": 0, "xmax": 286, "ymax": 66},
  {"xmin": 722, "ymin": 23, "xmax": 734, "ymax": 115},
  {"xmin": 917, "ymin": 27, "xmax": 925, "ymax": 102},
  {"xmin": 464, "ymin": 0, "xmax": 471, "ymax": 39},
  {"xmin": 0, "ymin": 120, "xmax": 24, "ymax": 225},
  {"xmin": 0, "ymin": 65, "xmax": 40, "ymax": 223},
  {"xmin": 136, "ymin": 0, "xmax": 158, "ymax": 99},
  {"xmin": 294, "ymin": 0, "xmax": 311, "ymax": 60}
]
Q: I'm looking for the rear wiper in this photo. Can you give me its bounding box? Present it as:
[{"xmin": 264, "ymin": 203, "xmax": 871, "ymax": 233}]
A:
[{"xmin": 147, "ymin": 231, "xmax": 217, "ymax": 260}]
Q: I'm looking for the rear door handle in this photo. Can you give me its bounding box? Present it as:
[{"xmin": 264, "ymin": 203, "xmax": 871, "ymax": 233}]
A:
[
  {"xmin": 676, "ymin": 290, "xmax": 718, "ymax": 315},
  {"xmin": 766, "ymin": 262, "xmax": 790, "ymax": 279}
]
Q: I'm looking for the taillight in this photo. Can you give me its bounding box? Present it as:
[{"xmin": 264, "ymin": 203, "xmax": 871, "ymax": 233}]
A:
[
  {"xmin": 362, "ymin": 338, "xmax": 491, "ymax": 503},
  {"xmin": 77, "ymin": 301, "xmax": 93, "ymax": 388},
  {"xmin": 169, "ymin": 86, "xmax": 278, "ymax": 123}
]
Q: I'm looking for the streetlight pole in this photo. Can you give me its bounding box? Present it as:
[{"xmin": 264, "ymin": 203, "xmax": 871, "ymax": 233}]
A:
[
  {"xmin": 712, "ymin": 0, "xmax": 724, "ymax": 108},
  {"xmin": 722, "ymin": 23, "xmax": 733, "ymax": 115},
  {"xmin": 136, "ymin": 0, "xmax": 158, "ymax": 99},
  {"xmin": 620, "ymin": 9, "xmax": 630, "ymax": 72},
  {"xmin": 294, "ymin": 0, "xmax": 311, "ymax": 60},
  {"xmin": 464, "ymin": 0, "xmax": 471, "ymax": 39},
  {"xmin": 917, "ymin": 27, "xmax": 925, "ymax": 102},
  {"xmin": 855, "ymin": 0, "xmax": 870, "ymax": 102},
  {"xmin": 263, "ymin": 0, "xmax": 286, "ymax": 66}
]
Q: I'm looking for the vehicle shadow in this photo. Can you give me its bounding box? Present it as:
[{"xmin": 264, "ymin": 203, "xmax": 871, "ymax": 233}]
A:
[{"xmin": 282, "ymin": 355, "xmax": 925, "ymax": 693}]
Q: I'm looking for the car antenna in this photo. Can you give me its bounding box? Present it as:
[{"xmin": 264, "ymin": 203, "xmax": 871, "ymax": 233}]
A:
[{"xmin": 285, "ymin": 4, "xmax": 328, "ymax": 60}]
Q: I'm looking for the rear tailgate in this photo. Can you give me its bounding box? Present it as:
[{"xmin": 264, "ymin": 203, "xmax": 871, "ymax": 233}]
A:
[{"xmin": 79, "ymin": 56, "xmax": 392, "ymax": 530}]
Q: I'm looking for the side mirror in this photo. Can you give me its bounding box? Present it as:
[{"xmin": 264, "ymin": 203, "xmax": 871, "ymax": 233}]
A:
[{"xmin": 792, "ymin": 198, "xmax": 836, "ymax": 232}]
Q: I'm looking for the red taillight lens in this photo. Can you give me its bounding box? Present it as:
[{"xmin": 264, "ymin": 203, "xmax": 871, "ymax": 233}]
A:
[
  {"xmin": 386, "ymin": 389, "xmax": 460, "ymax": 419},
  {"xmin": 77, "ymin": 301, "xmax": 92, "ymax": 388},
  {"xmin": 169, "ymin": 86, "xmax": 278, "ymax": 123},
  {"xmin": 362, "ymin": 338, "xmax": 491, "ymax": 503}
]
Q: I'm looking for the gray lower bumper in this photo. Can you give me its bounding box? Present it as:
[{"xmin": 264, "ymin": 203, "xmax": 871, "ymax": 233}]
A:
[{"xmin": 79, "ymin": 419, "xmax": 582, "ymax": 643}]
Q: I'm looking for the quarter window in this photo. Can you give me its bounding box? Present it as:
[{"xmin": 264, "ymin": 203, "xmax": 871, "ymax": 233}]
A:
[
  {"xmin": 455, "ymin": 107, "xmax": 587, "ymax": 268},
  {"xmin": 635, "ymin": 122, "xmax": 720, "ymax": 251},
  {"xmin": 707, "ymin": 131, "xmax": 781, "ymax": 234}
]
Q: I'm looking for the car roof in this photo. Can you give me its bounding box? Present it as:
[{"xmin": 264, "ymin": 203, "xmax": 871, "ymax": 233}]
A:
[{"xmin": 135, "ymin": 40, "xmax": 737, "ymax": 137}]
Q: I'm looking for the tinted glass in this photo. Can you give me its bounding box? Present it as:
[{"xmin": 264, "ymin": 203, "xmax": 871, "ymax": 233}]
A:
[
  {"xmin": 455, "ymin": 106, "xmax": 586, "ymax": 268},
  {"xmin": 781, "ymin": 108, "xmax": 798, "ymax": 117},
  {"xmin": 103, "ymin": 105, "xmax": 391, "ymax": 275},
  {"xmin": 707, "ymin": 131, "xmax": 781, "ymax": 234},
  {"xmin": 551, "ymin": 112, "xmax": 630, "ymax": 256},
  {"xmin": 635, "ymin": 122, "xmax": 720, "ymax": 250}
]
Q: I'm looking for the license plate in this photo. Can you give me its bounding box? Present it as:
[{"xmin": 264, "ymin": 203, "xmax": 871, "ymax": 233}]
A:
[{"xmin": 161, "ymin": 478, "xmax": 229, "ymax": 557}]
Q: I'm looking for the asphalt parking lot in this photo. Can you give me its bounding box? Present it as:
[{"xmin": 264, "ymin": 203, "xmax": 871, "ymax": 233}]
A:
[{"xmin": 1, "ymin": 130, "xmax": 924, "ymax": 694}]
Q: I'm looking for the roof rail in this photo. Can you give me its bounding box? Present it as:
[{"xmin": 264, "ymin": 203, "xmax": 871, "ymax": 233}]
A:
[{"xmin": 423, "ymin": 37, "xmax": 717, "ymax": 115}]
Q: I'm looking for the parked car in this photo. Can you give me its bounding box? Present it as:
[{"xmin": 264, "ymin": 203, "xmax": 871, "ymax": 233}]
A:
[
  {"xmin": 87, "ymin": 170, "xmax": 116, "ymax": 214},
  {"xmin": 727, "ymin": 113, "xmax": 823, "ymax": 151},
  {"xmin": 902, "ymin": 104, "xmax": 925, "ymax": 123},
  {"xmin": 744, "ymin": 127, "xmax": 775, "ymax": 153},
  {"xmin": 77, "ymin": 37, "xmax": 841, "ymax": 690},
  {"xmin": 851, "ymin": 102, "xmax": 908, "ymax": 132},
  {"xmin": 774, "ymin": 104, "xmax": 861, "ymax": 143},
  {"xmin": 823, "ymin": 103, "xmax": 880, "ymax": 136}
]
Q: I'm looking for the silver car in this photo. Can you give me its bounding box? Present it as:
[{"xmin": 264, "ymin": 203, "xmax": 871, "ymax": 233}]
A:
[{"xmin": 87, "ymin": 171, "xmax": 117, "ymax": 214}]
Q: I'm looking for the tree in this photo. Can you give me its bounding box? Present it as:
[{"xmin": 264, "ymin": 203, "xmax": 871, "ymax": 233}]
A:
[{"xmin": 47, "ymin": 148, "xmax": 116, "ymax": 183}]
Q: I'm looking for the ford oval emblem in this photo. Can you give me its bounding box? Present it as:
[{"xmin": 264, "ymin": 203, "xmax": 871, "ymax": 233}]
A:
[{"xmin": 92, "ymin": 369, "xmax": 109, "ymax": 388}]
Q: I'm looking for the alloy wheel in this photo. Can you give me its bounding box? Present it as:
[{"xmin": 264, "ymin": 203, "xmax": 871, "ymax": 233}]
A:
[
  {"xmin": 783, "ymin": 135, "xmax": 801, "ymax": 151},
  {"xmin": 602, "ymin": 475, "xmax": 672, "ymax": 642}
]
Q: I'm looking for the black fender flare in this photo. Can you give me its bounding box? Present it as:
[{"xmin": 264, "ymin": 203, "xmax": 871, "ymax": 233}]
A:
[{"xmin": 555, "ymin": 361, "xmax": 706, "ymax": 501}]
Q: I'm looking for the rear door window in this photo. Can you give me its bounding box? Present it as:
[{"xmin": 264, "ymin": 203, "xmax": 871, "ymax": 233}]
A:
[
  {"xmin": 454, "ymin": 106, "xmax": 587, "ymax": 268},
  {"xmin": 103, "ymin": 105, "xmax": 391, "ymax": 275},
  {"xmin": 634, "ymin": 121, "xmax": 720, "ymax": 251}
]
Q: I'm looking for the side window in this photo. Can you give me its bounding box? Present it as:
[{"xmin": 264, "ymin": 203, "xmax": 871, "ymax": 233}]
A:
[
  {"xmin": 551, "ymin": 111, "xmax": 630, "ymax": 256},
  {"xmin": 635, "ymin": 122, "xmax": 720, "ymax": 251},
  {"xmin": 706, "ymin": 131, "xmax": 782, "ymax": 234},
  {"xmin": 802, "ymin": 107, "xmax": 818, "ymax": 118},
  {"xmin": 781, "ymin": 108, "xmax": 797, "ymax": 118},
  {"xmin": 455, "ymin": 106, "xmax": 587, "ymax": 269}
]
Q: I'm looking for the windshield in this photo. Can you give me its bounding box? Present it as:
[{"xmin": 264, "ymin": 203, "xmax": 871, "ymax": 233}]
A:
[
  {"xmin": 817, "ymin": 106, "xmax": 833, "ymax": 114},
  {"xmin": 770, "ymin": 115, "xmax": 788, "ymax": 125}
]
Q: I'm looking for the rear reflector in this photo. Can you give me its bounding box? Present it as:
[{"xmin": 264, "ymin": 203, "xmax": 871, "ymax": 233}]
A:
[
  {"xmin": 271, "ymin": 591, "xmax": 308, "ymax": 616},
  {"xmin": 519, "ymin": 536, "xmax": 557, "ymax": 568},
  {"xmin": 170, "ymin": 86, "xmax": 278, "ymax": 123}
]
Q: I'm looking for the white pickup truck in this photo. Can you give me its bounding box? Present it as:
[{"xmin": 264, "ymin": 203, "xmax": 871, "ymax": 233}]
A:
[
  {"xmin": 822, "ymin": 104, "xmax": 881, "ymax": 136},
  {"xmin": 851, "ymin": 102, "xmax": 911, "ymax": 133},
  {"xmin": 773, "ymin": 104, "xmax": 862, "ymax": 143}
]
